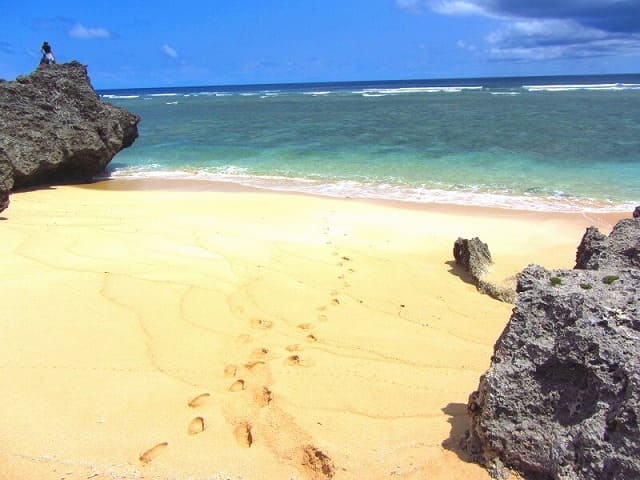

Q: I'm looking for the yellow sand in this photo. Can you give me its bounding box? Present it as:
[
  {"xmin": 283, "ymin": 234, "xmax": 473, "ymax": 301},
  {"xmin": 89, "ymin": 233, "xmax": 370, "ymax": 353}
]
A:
[{"xmin": 0, "ymin": 180, "xmax": 625, "ymax": 480}]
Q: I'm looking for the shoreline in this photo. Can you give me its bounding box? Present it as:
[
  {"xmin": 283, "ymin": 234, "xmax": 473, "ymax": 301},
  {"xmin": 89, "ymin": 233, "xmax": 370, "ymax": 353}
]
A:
[
  {"xmin": 83, "ymin": 177, "xmax": 627, "ymax": 227},
  {"xmin": 0, "ymin": 181, "xmax": 631, "ymax": 479},
  {"xmin": 95, "ymin": 172, "xmax": 638, "ymax": 215}
]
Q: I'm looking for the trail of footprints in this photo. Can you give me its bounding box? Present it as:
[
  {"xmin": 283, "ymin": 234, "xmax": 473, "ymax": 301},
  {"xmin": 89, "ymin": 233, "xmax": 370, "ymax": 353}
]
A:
[{"xmin": 138, "ymin": 227, "xmax": 351, "ymax": 476}]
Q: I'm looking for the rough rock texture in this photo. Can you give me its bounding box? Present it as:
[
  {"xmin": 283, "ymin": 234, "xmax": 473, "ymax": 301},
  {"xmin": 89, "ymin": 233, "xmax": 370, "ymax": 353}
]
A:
[
  {"xmin": 454, "ymin": 237, "xmax": 493, "ymax": 281},
  {"xmin": 0, "ymin": 61, "xmax": 139, "ymax": 190},
  {"xmin": 0, "ymin": 157, "xmax": 10, "ymax": 213},
  {"xmin": 453, "ymin": 237, "xmax": 516, "ymax": 303},
  {"xmin": 465, "ymin": 211, "xmax": 640, "ymax": 480},
  {"xmin": 575, "ymin": 219, "xmax": 640, "ymax": 270}
]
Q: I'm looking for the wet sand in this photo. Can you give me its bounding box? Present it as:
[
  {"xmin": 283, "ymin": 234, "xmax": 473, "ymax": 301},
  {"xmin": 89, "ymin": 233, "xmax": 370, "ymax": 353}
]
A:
[{"xmin": 0, "ymin": 180, "xmax": 626, "ymax": 479}]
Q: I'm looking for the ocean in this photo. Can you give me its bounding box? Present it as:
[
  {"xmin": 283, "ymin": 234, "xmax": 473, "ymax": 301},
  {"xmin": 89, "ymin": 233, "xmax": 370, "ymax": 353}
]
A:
[{"xmin": 99, "ymin": 74, "xmax": 640, "ymax": 212}]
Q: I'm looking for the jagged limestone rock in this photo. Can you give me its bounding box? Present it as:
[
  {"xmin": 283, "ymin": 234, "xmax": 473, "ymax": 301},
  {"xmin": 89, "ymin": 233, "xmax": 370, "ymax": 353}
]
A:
[
  {"xmin": 465, "ymin": 210, "xmax": 640, "ymax": 480},
  {"xmin": 0, "ymin": 61, "xmax": 139, "ymax": 190}
]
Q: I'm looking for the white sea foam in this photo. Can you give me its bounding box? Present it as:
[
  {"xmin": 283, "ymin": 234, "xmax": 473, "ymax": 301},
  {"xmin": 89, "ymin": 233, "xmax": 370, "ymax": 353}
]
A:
[
  {"xmin": 490, "ymin": 91, "xmax": 520, "ymax": 96},
  {"xmin": 102, "ymin": 94, "xmax": 140, "ymax": 99},
  {"xmin": 303, "ymin": 91, "xmax": 331, "ymax": 96},
  {"xmin": 150, "ymin": 93, "xmax": 179, "ymax": 97},
  {"xmin": 524, "ymin": 83, "xmax": 640, "ymax": 92},
  {"xmin": 355, "ymin": 86, "xmax": 483, "ymax": 95},
  {"xmin": 105, "ymin": 167, "xmax": 634, "ymax": 213},
  {"xmin": 166, "ymin": 101, "xmax": 179, "ymax": 105}
]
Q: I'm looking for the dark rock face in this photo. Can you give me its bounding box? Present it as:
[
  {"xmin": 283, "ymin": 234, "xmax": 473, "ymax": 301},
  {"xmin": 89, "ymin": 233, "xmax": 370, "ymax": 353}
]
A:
[
  {"xmin": 0, "ymin": 61, "xmax": 139, "ymax": 191},
  {"xmin": 0, "ymin": 154, "xmax": 10, "ymax": 213},
  {"xmin": 465, "ymin": 211, "xmax": 640, "ymax": 480}
]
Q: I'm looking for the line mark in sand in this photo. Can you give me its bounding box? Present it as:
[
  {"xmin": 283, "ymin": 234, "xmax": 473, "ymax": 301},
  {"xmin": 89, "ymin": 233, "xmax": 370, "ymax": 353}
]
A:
[
  {"xmin": 187, "ymin": 416, "xmax": 205, "ymax": 435},
  {"xmin": 286, "ymin": 344, "xmax": 302, "ymax": 352},
  {"xmin": 234, "ymin": 423, "xmax": 253, "ymax": 448},
  {"xmin": 139, "ymin": 442, "xmax": 168, "ymax": 464},
  {"xmin": 297, "ymin": 323, "xmax": 314, "ymax": 330},
  {"xmin": 188, "ymin": 392, "xmax": 210, "ymax": 408},
  {"xmin": 229, "ymin": 379, "xmax": 246, "ymax": 392}
]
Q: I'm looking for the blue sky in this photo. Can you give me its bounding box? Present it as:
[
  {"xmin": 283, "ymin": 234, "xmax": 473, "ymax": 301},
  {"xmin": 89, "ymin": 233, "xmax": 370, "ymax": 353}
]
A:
[{"xmin": 1, "ymin": 0, "xmax": 639, "ymax": 89}]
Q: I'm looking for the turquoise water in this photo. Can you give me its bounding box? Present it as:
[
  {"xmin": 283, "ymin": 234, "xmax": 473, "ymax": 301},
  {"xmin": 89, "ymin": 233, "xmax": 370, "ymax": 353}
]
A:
[{"xmin": 101, "ymin": 75, "xmax": 640, "ymax": 212}]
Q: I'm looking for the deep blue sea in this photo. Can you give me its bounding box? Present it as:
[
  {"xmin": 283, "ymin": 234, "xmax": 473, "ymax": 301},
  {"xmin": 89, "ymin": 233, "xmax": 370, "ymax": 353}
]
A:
[{"xmin": 99, "ymin": 74, "xmax": 640, "ymax": 212}]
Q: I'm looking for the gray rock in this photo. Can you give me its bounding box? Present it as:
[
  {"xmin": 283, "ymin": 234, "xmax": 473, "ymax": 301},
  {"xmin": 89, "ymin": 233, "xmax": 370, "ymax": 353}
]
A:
[
  {"xmin": 454, "ymin": 237, "xmax": 493, "ymax": 281},
  {"xmin": 0, "ymin": 61, "xmax": 139, "ymax": 190},
  {"xmin": 575, "ymin": 214, "xmax": 640, "ymax": 270},
  {"xmin": 0, "ymin": 153, "xmax": 10, "ymax": 213},
  {"xmin": 453, "ymin": 237, "xmax": 516, "ymax": 303},
  {"xmin": 465, "ymin": 212, "xmax": 640, "ymax": 480}
]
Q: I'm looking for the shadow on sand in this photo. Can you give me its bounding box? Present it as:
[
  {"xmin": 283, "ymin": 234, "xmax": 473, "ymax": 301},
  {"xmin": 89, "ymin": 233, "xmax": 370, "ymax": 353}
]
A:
[
  {"xmin": 445, "ymin": 260, "xmax": 476, "ymax": 286},
  {"xmin": 441, "ymin": 402, "xmax": 476, "ymax": 463}
]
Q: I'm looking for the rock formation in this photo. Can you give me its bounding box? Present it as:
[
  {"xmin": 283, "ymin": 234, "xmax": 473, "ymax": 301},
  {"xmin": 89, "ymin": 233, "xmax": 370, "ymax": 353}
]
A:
[
  {"xmin": 0, "ymin": 61, "xmax": 139, "ymax": 199},
  {"xmin": 453, "ymin": 237, "xmax": 516, "ymax": 303},
  {"xmin": 454, "ymin": 237, "xmax": 493, "ymax": 280},
  {"xmin": 0, "ymin": 157, "xmax": 10, "ymax": 213},
  {"xmin": 465, "ymin": 210, "xmax": 640, "ymax": 479}
]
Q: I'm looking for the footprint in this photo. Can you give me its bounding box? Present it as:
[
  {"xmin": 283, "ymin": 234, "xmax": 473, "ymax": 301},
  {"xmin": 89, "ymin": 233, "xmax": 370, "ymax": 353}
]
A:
[
  {"xmin": 250, "ymin": 318, "xmax": 273, "ymax": 329},
  {"xmin": 330, "ymin": 289, "xmax": 339, "ymax": 296},
  {"xmin": 300, "ymin": 445, "xmax": 335, "ymax": 479},
  {"xmin": 251, "ymin": 347, "xmax": 270, "ymax": 358},
  {"xmin": 139, "ymin": 442, "xmax": 168, "ymax": 464},
  {"xmin": 342, "ymin": 256, "xmax": 351, "ymax": 261},
  {"xmin": 286, "ymin": 344, "xmax": 301, "ymax": 352},
  {"xmin": 224, "ymin": 365, "xmax": 238, "ymax": 378},
  {"xmin": 187, "ymin": 417, "xmax": 205, "ymax": 435},
  {"xmin": 331, "ymin": 298, "xmax": 340, "ymax": 305},
  {"xmin": 285, "ymin": 355, "xmax": 302, "ymax": 366},
  {"xmin": 285, "ymin": 355, "xmax": 315, "ymax": 367},
  {"xmin": 234, "ymin": 423, "xmax": 253, "ymax": 448},
  {"xmin": 244, "ymin": 361, "xmax": 266, "ymax": 372},
  {"xmin": 188, "ymin": 393, "xmax": 210, "ymax": 408},
  {"xmin": 318, "ymin": 314, "xmax": 328, "ymax": 322},
  {"xmin": 306, "ymin": 334, "xmax": 318, "ymax": 343},
  {"xmin": 229, "ymin": 379, "xmax": 245, "ymax": 392},
  {"xmin": 297, "ymin": 323, "xmax": 314, "ymax": 330},
  {"xmin": 317, "ymin": 305, "xmax": 327, "ymax": 312},
  {"xmin": 235, "ymin": 334, "xmax": 252, "ymax": 344},
  {"xmin": 255, "ymin": 386, "xmax": 273, "ymax": 407}
]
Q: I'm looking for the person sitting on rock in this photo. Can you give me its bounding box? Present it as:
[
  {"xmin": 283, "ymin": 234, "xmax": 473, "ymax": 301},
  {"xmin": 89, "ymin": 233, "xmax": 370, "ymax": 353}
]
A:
[{"xmin": 39, "ymin": 41, "xmax": 55, "ymax": 67}]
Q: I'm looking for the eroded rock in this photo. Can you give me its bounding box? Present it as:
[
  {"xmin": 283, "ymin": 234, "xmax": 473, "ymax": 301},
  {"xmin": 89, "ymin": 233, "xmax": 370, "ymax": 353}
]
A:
[
  {"xmin": 0, "ymin": 61, "xmax": 139, "ymax": 191},
  {"xmin": 465, "ymin": 210, "xmax": 640, "ymax": 480}
]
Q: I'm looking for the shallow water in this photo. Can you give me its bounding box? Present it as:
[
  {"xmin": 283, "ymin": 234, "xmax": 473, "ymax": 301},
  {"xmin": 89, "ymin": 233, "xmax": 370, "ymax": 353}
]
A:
[{"xmin": 101, "ymin": 74, "xmax": 640, "ymax": 212}]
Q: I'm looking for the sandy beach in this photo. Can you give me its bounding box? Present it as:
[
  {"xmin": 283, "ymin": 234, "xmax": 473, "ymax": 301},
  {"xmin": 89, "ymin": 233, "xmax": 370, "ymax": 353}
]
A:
[{"xmin": 0, "ymin": 180, "xmax": 626, "ymax": 480}]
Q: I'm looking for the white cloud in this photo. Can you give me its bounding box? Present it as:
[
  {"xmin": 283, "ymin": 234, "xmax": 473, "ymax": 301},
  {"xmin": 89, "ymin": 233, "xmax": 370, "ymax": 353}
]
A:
[
  {"xmin": 162, "ymin": 44, "xmax": 178, "ymax": 58},
  {"xmin": 429, "ymin": 1, "xmax": 487, "ymax": 16},
  {"xmin": 69, "ymin": 23, "xmax": 111, "ymax": 39}
]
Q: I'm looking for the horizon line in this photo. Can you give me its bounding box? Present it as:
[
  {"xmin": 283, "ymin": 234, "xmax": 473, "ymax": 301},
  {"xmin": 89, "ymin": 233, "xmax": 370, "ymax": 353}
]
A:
[{"xmin": 95, "ymin": 71, "xmax": 640, "ymax": 92}]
